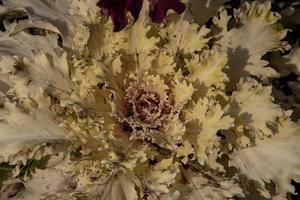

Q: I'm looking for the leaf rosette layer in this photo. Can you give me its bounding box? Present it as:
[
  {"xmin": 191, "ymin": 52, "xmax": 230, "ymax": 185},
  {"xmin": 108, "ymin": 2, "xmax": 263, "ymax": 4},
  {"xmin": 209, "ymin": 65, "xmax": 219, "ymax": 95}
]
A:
[{"xmin": 0, "ymin": 0, "xmax": 299, "ymax": 199}]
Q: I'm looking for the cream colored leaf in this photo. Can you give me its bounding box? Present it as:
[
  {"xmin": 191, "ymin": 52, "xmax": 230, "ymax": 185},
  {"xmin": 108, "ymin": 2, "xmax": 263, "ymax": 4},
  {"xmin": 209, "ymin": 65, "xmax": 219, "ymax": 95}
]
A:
[
  {"xmin": 146, "ymin": 158, "xmax": 179, "ymax": 194},
  {"xmin": 3, "ymin": 0, "xmax": 90, "ymax": 50},
  {"xmin": 131, "ymin": 22, "xmax": 159, "ymax": 54},
  {"xmin": 9, "ymin": 18, "xmax": 60, "ymax": 36},
  {"xmin": 18, "ymin": 168, "xmax": 75, "ymax": 200},
  {"xmin": 271, "ymin": 46, "xmax": 300, "ymax": 76},
  {"xmin": 0, "ymin": 55, "xmax": 17, "ymax": 74},
  {"xmin": 269, "ymin": 47, "xmax": 300, "ymax": 120},
  {"xmin": 176, "ymin": 140, "xmax": 194, "ymax": 164},
  {"xmin": 212, "ymin": 9, "xmax": 232, "ymax": 51},
  {"xmin": 7, "ymin": 75, "xmax": 40, "ymax": 100},
  {"xmin": 130, "ymin": 1, "xmax": 159, "ymax": 54},
  {"xmin": 164, "ymin": 115, "xmax": 186, "ymax": 148},
  {"xmin": 172, "ymin": 79, "xmax": 195, "ymax": 109},
  {"xmin": 187, "ymin": 49, "xmax": 228, "ymax": 89},
  {"xmin": 23, "ymin": 52, "xmax": 73, "ymax": 94},
  {"xmin": 111, "ymin": 174, "xmax": 138, "ymax": 200},
  {"xmin": 0, "ymin": 20, "xmax": 62, "ymax": 59},
  {"xmin": 79, "ymin": 173, "xmax": 138, "ymax": 200},
  {"xmin": 88, "ymin": 21, "xmax": 129, "ymax": 57},
  {"xmin": 152, "ymin": 51, "xmax": 176, "ymax": 76},
  {"xmin": 161, "ymin": 16, "xmax": 210, "ymax": 54},
  {"xmin": 0, "ymin": 89, "xmax": 66, "ymax": 162},
  {"xmin": 68, "ymin": 0, "xmax": 100, "ymax": 23},
  {"xmin": 221, "ymin": 1, "xmax": 289, "ymax": 89},
  {"xmin": 136, "ymin": 52, "xmax": 156, "ymax": 73},
  {"xmin": 111, "ymin": 56, "xmax": 123, "ymax": 75},
  {"xmin": 184, "ymin": 98, "xmax": 234, "ymax": 164},
  {"xmin": 72, "ymin": 57, "xmax": 104, "ymax": 99},
  {"xmin": 0, "ymin": 74, "xmax": 12, "ymax": 98},
  {"xmin": 231, "ymin": 116, "xmax": 300, "ymax": 199},
  {"xmin": 227, "ymin": 78, "xmax": 283, "ymax": 138},
  {"xmin": 197, "ymin": 106, "xmax": 233, "ymax": 164},
  {"xmin": 180, "ymin": 171, "xmax": 244, "ymax": 200}
]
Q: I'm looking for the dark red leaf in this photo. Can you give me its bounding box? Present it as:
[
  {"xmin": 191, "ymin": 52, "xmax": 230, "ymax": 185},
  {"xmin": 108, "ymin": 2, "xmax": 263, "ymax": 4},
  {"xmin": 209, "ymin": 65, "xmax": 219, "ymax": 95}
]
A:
[
  {"xmin": 97, "ymin": 0, "xmax": 186, "ymax": 31},
  {"xmin": 97, "ymin": 0, "xmax": 143, "ymax": 32},
  {"xmin": 148, "ymin": 0, "xmax": 186, "ymax": 23}
]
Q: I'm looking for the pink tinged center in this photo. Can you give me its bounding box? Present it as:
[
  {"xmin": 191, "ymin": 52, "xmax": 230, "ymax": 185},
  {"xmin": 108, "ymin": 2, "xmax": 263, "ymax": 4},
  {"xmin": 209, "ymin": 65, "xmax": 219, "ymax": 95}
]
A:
[{"xmin": 124, "ymin": 87, "xmax": 171, "ymax": 128}]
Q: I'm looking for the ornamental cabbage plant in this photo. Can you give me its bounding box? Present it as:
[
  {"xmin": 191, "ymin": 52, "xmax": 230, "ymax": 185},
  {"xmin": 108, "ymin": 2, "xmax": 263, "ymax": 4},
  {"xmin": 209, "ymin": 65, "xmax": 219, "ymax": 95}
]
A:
[{"xmin": 0, "ymin": 0, "xmax": 300, "ymax": 200}]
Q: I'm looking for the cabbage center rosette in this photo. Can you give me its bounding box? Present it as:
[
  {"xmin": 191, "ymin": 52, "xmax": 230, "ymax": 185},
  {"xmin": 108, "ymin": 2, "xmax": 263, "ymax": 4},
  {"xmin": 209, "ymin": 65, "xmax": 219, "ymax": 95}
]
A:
[
  {"xmin": 0, "ymin": 1, "xmax": 300, "ymax": 200},
  {"xmin": 120, "ymin": 76, "xmax": 172, "ymax": 132}
]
